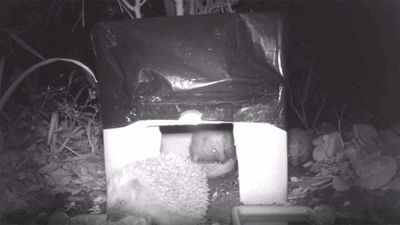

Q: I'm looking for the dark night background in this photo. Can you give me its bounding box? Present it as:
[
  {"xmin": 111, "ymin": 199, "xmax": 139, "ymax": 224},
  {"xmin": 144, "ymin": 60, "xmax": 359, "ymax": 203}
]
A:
[
  {"xmin": 1, "ymin": 1, "xmax": 400, "ymax": 224},
  {"xmin": 1, "ymin": 0, "xmax": 400, "ymax": 126}
]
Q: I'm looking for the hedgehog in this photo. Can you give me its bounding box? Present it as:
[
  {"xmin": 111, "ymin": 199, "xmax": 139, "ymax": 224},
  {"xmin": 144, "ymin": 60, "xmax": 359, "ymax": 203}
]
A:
[{"xmin": 107, "ymin": 153, "xmax": 209, "ymax": 225}]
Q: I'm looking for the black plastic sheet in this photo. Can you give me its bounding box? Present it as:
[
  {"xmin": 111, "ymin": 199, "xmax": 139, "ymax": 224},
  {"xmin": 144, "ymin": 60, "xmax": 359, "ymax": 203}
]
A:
[{"xmin": 91, "ymin": 13, "xmax": 286, "ymax": 129}]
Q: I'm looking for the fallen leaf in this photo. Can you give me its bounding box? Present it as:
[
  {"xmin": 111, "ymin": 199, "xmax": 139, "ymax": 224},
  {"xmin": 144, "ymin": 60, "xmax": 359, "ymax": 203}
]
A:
[
  {"xmin": 379, "ymin": 129, "xmax": 400, "ymax": 155},
  {"xmin": 332, "ymin": 175, "xmax": 351, "ymax": 192},
  {"xmin": 344, "ymin": 144, "xmax": 361, "ymax": 164},
  {"xmin": 355, "ymin": 155, "xmax": 398, "ymax": 190},
  {"xmin": 312, "ymin": 132, "xmax": 343, "ymax": 162},
  {"xmin": 381, "ymin": 175, "xmax": 400, "ymax": 191},
  {"xmin": 353, "ymin": 124, "xmax": 381, "ymax": 154}
]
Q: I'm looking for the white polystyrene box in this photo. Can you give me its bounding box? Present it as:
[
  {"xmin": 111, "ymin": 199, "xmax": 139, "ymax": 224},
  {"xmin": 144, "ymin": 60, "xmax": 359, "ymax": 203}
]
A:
[
  {"xmin": 103, "ymin": 120, "xmax": 196, "ymax": 175},
  {"xmin": 103, "ymin": 120, "xmax": 288, "ymax": 205},
  {"xmin": 234, "ymin": 122, "xmax": 287, "ymax": 205}
]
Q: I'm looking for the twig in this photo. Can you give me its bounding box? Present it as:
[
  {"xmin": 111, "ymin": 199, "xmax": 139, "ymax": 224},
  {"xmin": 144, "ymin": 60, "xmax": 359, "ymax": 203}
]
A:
[
  {"xmin": 209, "ymin": 0, "xmax": 232, "ymax": 13},
  {"xmin": 175, "ymin": 0, "xmax": 184, "ymax": 16},
  {"xmin": 320, "ymin": 181, "xmax": 333, "ymax": 190},
  {"xmin": 57, "ymin": 139, "xmax": 80, "ymax": 156},
  {"xmin": 121, "ymin": 0, "xmax": 142, "ymax": 18},
  {"xmin": 119, "ymin": 0, "xmax": 135, "ymax": 19},
  {"xmin": 47, "ymin": 112, "xmax": 59, "ymax": 145},
  {"xmin": 311, "ymin": 90, "xmax": 330, "ymax": 129},
  {"xmin": 302, "ymin": 68, "xmax": 313, "ymax": 104},
  {"xmin": 61, "ymin": 153, "xmax": 95, "ymax": 162},
  {"xmin": 300, "ymin": 97, "xmax": 308, "ymax": 130},
  {"xmin": 140, "ymin": 0, "xmax": 148, "ymax": 6},
  {"xmin": 135, "ymin": 0, "xmax": 143, "ymax": 17},
  {"xmin": 66, "ymin": 70, "xmax": 75, "ymax": 94},
  {"xmin": 81, "ymin": 0, "xmax": 85, "ymax": 27},
  {"xmin": 117, "ymin": 0, "xmax": 124, "ymax": 12},
  {"xmin": 290, "ymin": 97, "xmax": 308, "ymax": 129},
  {"xmin": 288, "ymin": 81, "xmax": 309, "ymax": 129},
  {"xmin": 7, "ymin": 31, "xmax": 45, "ymax": 60},
  {"xmin": 86, "ymin": 118, "xmax": 96, "ymax": 154},
  {"xmin": 194, "ymin": 0, "xmax": 206, "ymax": 14},
  {"xmin": 72, "ymin": 86, "xmax": 86, "ymax": 107},
  {"xmin": 226, "ymin": 0, "xmax": 234, "ymax": 13},
  {"xmin": 72, "ymin": 13, "xmax": 83, "ymax": 32},
  {"xmin": 332, "ymin": 107, "xmax": 345, "ymax": 146}
]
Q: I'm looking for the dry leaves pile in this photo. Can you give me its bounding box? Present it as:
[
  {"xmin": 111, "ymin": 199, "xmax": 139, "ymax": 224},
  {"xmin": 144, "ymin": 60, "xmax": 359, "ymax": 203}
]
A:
[{"xmin": 289, "ymin": 123, "xmax": 400, "ymax": 223}]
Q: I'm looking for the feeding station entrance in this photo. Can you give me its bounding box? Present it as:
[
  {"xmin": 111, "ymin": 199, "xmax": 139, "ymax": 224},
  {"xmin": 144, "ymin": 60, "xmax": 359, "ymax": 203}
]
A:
[{"xmin": 92, "ymin": 12, "xmax": 296, "ymax": 225}]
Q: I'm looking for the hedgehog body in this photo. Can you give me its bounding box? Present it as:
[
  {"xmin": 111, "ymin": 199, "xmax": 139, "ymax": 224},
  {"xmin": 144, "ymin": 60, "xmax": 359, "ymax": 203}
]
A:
[{"xmin": 107, "ymin": 153, "xmax": 209, "ymax": 225}]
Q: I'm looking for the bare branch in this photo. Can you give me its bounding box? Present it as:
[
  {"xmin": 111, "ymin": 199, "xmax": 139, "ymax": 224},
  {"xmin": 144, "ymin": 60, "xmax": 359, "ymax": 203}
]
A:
[
  {"xmin": 188, "ymin": 0, "xmax": 195, "ymax": 15},
  {"xmin": 121, "ymin": 0, "xmax": 136, "ymax": 11},
  {"xmin": 288, "ymin": 82, "xmax": 309, "ymax": 129},
  {"xmin": 72, "ymin": 13, "xmax": 82, "ymax": 31},
  {"xmin": 119, "ymin": 0, "xmax": 135, "ymax": 19},
  {"xmin": 121, "ymin": 0, "xmax": 142, "ymax": 18},
  {"xmin": 117, "ymin": 0, "xmax": 124, "ymax": 12},
  {"xmin": 175, "ymin": 0, "xmax": 184, "ymax": 16},
  {"xmin": 311, "ymin": 91, "xmax": 329, "ymax": 129},
  {"xmin": 140, "ymin": 0, "xmax": 148, "ymax": 6},
  {"xmin": 81, "ymin": 0, "xmax": 85, "ymax": 27},
  {"xmin": 134, "ymin": 0, "xmax": 142, "ymax": 18},
  {"xmin": 7, "ymin": 30, "xmax": 45, "ymax": 60}
]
